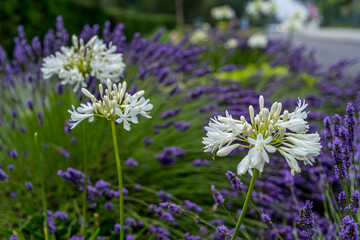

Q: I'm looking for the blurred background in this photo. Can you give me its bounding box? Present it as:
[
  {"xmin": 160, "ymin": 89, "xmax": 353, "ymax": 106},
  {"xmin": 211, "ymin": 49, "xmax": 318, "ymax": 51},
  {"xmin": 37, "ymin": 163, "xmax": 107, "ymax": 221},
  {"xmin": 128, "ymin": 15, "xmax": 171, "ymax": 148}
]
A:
[{"xmin": 1, "ymin": 0, "xmax": 359, "ymax": 69}]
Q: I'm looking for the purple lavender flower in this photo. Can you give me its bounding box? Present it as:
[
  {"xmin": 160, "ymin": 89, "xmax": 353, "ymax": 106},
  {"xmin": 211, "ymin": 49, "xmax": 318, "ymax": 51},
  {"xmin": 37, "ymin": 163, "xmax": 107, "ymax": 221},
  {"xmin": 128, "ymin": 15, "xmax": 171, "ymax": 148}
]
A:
[
  {"xmin": 161, "ymin": 107, "xmax": 181, "ymax": 119},
  {"xmin": 159, "ymin": 202, "xmax": 185, "ymax": 215},
  {"xmin": 339, "ymin": 215, "xmax": 358, "ymax": 240},
  {"xmin": 0, "ymin": 170, "xmax": 8, "ymax": 182},
  {"xmin": 148, "ymin": 225, "xmax": 170, "ymax": 239},
  {"xmin": 25, "ymin": 181, "xmax": 33, "ymax": 191},
  {"xmin": 134, "ymin": 184, "xmax": 141, "ymax": 191},
  {"xmin": 18, "ymin": 125, "xmax": 26, "ymax": 134},
  {"xmin": 125, "ymin": 217, "xmax": 137, "ymax": 227},
  {"xmin": 261, "ymin": 213, "xmax": 274, "ymax": 230},
  {"xmin": 58, "ymin": 168, "xmax": 85, "ymax": 186},
  {"xmin": 350, "ymin": 190, "xmax": 360, "ymax": 215},
  {"xmin": 104, "ymin": 201, "xmax": 114, "ymax": 211},
  {"xmin": 54, "ymin": 211, "xmax": 68, "ymax": 220},
  {"xmin": 10, "ymin": 192, "xmax": 17, "ymax": 199},
  {"xmin": 338, "ymin": 191, "xmax": 347, "ymax": 210},
  {"xmin": 7, "ymin": 164, "xmax": 15, "ymax": 171},
  {"xmin": 211, "ymin": 185, "xmax": 225, "ymax": 205},
  {"xmin": 125, "ymin": 158, "xmax": 138, "ymax": 167},
  {"xmin": 143, "ymin": 136, "xmax": 154, "ymax": 147},
  {"xmin": 158, "ymin": 190, "xmax": 172, "ymax": 202},
  {"xmin": 26, "ymin": 98, "xmax": 34, "ymax": 110},
  {"xmin": 182, "ymin": 200, "xmax": 202, "ymax": 212},
  {"xmin": 7, "ymin": 150, "xmax": 18, "ymax": 159},
  {"xmin": 114, "ymin": 223, "xmax": 129, "ymax": 234},
  {"xmin": 296, "ymin": 200, "xmax": 316, "ymax": 239},
  {"xmin": 173, "ymin": 121, "xmax": 192, "ymax": 131},
  {"xmin": 226, "ymin": 171, "xmax": 243, "ymax": 192},
  {"xmin": 68, "ymin": 236, "xmax": 84, "ymax": 240},
  {"xmin": 332, "ymin": 137, "xmax": 347, "ymax": 180},
  {"xmin": 345, "ymin": 103, "xmax": 356, "ymax": 150},
  {"xmin": 215, "ymin": 225, "xmax": 232, "ymax": 240},
  {"xmin": 57, "ymin": 147, "xmax": 70, "ymax": 158},
  {"xmin": 11, "ymin": 109, "xmax": 17, "ymax": 119},
  {"xmin": 95, "ymin": 179, "xmax": 111, "ymax": 191},
  {"xmin": 155, "ymin": 147, "xmax": 186, "ymax": 166},
  {"xmin": 126, "ymin": 235, "xmax": 135, "ymax": 240},
  {"xmin": 9, "ymin": 236, "xmax": 18, "ymax": 240}
]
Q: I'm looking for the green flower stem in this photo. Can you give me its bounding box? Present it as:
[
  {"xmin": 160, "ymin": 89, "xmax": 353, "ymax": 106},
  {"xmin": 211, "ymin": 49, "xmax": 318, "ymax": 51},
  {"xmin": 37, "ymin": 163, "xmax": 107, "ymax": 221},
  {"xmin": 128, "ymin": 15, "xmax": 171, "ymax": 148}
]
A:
[
  {"xmin": 231, "ymin": 168, "xmax": 258, "ymax": 240},
  {"xmin": 81, "ymin": 124, "xmax": 88, "ymax": 236},
  {"xmin": 111, "ymin": 120, "xmax": 125, "ymax": 240},
  {"xmin": 34, "ymin": 133, "xmax": 49, "ymax": 240}
]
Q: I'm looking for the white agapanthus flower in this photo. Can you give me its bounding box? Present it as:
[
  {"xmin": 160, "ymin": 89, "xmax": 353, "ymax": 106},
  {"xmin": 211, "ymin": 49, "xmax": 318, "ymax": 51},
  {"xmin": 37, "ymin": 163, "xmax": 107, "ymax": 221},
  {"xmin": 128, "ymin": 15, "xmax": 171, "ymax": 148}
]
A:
[
  {"xmin": 190, "ymin": 30, "xmax": 208, "ymax": 45},
  {"xmin": 210, "ymin": 5, "xmax": 236, "ymax": 21},
  {"xmin": 247, "ymin": 34, "xmax": 268, "ymax": 49},
  {"xmin": 41, "ymin": 35, "xmax": 126, "ymax": 92},
  {"xmin": 224, "ymin": 38, "xmax": 239, "ymax": 49},
  {"xmin": 68, "ymin": 79, "xmax": 153, "ymax": 131},
  {"xmin": 246, "ymin": 0, "xmax": 276, "ymax": 19},
  {"xmin": 282, "ymin": 5, "xmax": 309, "ymax": 33},
  {"xmin": 202, "ymin": 95, "xmax": 322, "ymax": 176}
]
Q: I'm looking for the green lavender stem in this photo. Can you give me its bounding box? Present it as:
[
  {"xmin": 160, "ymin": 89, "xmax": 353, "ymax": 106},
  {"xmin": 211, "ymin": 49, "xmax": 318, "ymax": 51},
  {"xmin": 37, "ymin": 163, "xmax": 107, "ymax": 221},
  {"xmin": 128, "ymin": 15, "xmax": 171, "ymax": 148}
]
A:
[
  {"xmin": 231, "ymin": 168, "xmax": 258, "ymax": 240},
  {"xmin": 81, "ymin": 124, "xmax": 88, "ymax": 236},
  {"xmin": 34, "ymin": 132, "xmax": 49, "ymax": 240},
  {"xmin": 111, "ymin": 120, "xmax": 125, "ymax": 240}
]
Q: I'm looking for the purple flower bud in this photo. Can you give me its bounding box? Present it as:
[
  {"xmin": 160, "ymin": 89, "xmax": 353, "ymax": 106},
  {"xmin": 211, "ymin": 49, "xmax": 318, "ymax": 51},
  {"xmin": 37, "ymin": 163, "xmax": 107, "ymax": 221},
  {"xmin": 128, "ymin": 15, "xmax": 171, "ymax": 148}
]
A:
[
  {"xmin": 26, "ymin": 98, "xmax": 34, "ymax": 110},
  {"xmin": 55, "ymin": 211, "xmax": 68, "ymax": 220},
  {"xmin": 211, "ymin": 185, "xmax": 224, "ymax": 205},
  {"xmin": 104, "ymin": 201, "xmax": 113, "ymax": 211},
  {"xmin": 125, "ymin": 158, "xmax": 138, "ymax": 167}
]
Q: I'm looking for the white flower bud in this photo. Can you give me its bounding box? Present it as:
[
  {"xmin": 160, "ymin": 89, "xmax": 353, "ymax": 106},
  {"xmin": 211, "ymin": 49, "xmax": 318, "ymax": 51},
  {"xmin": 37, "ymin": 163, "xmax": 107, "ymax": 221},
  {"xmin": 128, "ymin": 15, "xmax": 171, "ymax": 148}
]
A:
[
  {"xmin": 283, "ymin": 110, "xmax": 289, "ymax": 122},
  {"xmin": 86, "ymin": 35, "xmax": 98, "ymax": 47},
  {"xmin": 268, "ymin": 124, "xmax": 274, "ymax": 134},
  {"xmin": 106, "ymin": 79, "xmax": 112, "ymax": 92},
  {"xmin": 249, "ymin": 105, "xmax": 254, "ymax": 123},
  {"xmin": 255, "ymin": 116, "xmax": 260, "ymax": 125},
  {"xmin": 99, "ymin": 84, "xmax": 103, "ymax": 97},
  {"xmin": 72, "ymin": 35, "xmax": 78, "ymax": 49},
  {"xmin": 217, "ymin": 144, "xmax": 240, "ymax": 157},
  {"xmin": 240, "ymin": 116, "xmax": 246, "ymax": 122},
  {"xmin": 104, "ymin": 95, "xmax": 111, "ymax": 110},
  {"xmin": 259, "ymin": 95, "xmax": 264, "ymax": 111},
  {"xmin": 279, "ymin": 126, "xmax": 286, "ymax": 138},
  {"xmin": 81, "ymin": 88, "xmax": 94, "ymax": 98},
  {"xmin": 274, "ymin": 103, "xmax": 282, "ymax": 119},
  {"xmin": 113, "ymin": 84, "xmax": 118, "ymax": 94},
  {"xmin": 269, "ymin": 102, "xmax": 278, "ymax": 119},
  {"xmin": 263, "ymin": 108, "xmax": 269, "ymax": 124},
  {"xmin": 260, "ymin": 122, "xmax": 264, "ymax": 130}
]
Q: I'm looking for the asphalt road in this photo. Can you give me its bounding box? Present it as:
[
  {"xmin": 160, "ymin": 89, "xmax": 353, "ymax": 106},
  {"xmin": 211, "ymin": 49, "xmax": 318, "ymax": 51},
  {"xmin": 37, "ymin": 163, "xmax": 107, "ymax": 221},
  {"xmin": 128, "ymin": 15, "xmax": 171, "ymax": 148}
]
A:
[{"xmin": 268, "ymin": 29, "xmax": 360, "ymax": 74}]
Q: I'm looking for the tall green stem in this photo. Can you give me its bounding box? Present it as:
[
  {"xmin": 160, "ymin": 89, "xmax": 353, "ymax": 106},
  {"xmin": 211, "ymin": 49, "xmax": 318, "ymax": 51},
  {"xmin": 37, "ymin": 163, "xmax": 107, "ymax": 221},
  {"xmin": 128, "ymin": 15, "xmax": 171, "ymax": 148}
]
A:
[
  {"xmin": 231, "ymin": 169, "xmax": 258, "ymax": 240},
  {"xmin": 81, "ymin": 124, "xmax": 88, "ymax": 235},
  {"xmin": 34, "ymin": 133, "xmax": 49, "ymax": 240},
  {"xmin": 111, "ymin": 120, "xmax": 125, "ymax": 240}
]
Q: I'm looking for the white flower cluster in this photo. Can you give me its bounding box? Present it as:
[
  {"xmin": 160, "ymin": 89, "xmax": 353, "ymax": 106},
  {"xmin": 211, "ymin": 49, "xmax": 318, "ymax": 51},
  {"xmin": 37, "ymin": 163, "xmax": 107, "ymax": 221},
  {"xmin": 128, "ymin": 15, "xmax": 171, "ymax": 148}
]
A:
[
  {"xmin": 190, "ymin": 29, "xmax": 209, "ymax": 45},
  {"xmin": 224, "ymin": 38, "xmax": 239, "ymax": 49},
  {"xmin": 203, "ymin": 95, "xmax": 321, "ymax": 176},
  {"xmin": 246, "ymin": 0, "xmax": 276, "ymax": 19},
  {"xmin": 247, "ymin": 34, "xmax": 268, "ymax": 49},
  {"xmin": 210, "ymin": 5, "xmax": 236, "ymax": 21},
  {"xmin": 283, "ymin": 5, "xmax": 309, "ymax": 33},
  {"xmin": 68, "ymin": 79, "xmax": 153, "ymax": 131},
  {"xmin": 41, "ymin": 35, "xmax": 126, "ymax": 92}
]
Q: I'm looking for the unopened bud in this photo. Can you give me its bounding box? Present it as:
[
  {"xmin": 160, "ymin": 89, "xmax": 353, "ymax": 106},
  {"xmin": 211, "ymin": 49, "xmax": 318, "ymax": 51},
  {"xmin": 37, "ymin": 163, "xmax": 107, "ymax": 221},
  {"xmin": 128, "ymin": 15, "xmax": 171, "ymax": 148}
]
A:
[{"xmin": 259, "ymin": 95, "xmax": 264, "ymax": 111}]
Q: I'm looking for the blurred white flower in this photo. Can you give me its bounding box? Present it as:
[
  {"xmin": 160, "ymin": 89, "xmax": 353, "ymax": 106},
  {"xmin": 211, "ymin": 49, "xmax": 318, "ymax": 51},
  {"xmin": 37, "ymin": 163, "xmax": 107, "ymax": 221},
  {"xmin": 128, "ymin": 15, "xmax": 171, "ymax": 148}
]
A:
[
  {"xmin": 246, "ymin": 0, "xmax": 277, "ymax": 19},
  {"xmin": 42, "ymin": 35, "xmax": 126, "ymax": 92},
  {"xmin": 282, "ymin": 5, "xmax": 309, "ymax": 33},
  {"xmin": 190, "ymin": 30, "xmax": 208, "ymax": 44},
  {"xmin": 68, "ymin": 79, "xmax": 152, "ymax": 131},
  {"xmin": 224, "ymin": 38, "xmax": 239, "ymax": 49},
  {"xmin": 247, "ymin": 34, "xmax": 268, "ymax": 49},
  {"xmin": 203, "ymin": 95, "xmax": 322, "ymax": 176},
  {"xmin": 210, "ymin": 5, "xmax": 236, "ymax": 21}
]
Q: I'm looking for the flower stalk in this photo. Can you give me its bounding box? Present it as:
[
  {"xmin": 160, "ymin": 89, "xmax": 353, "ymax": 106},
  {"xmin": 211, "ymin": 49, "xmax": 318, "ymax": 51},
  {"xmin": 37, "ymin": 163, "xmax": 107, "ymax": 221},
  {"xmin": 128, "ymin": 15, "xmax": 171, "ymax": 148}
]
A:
[
  {"xmin": 34, "ymin": 132, "xmax": 49, "ymax": 240},
  {"xmin": 81, "ymin": 124, "xmax": 88, "ymax": 235},
  {"xmin": 111, "ymin": 120, "xmax": 125, "ymax": 240},
  {"xmin": 231, "ymin": 168, "xmax": 258, "ymax": 240}
]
